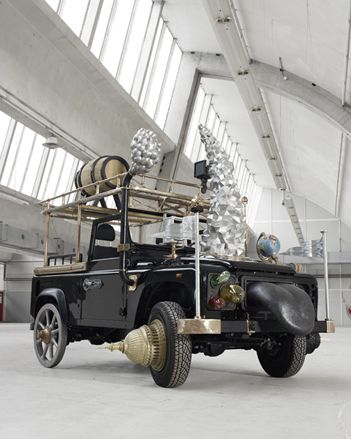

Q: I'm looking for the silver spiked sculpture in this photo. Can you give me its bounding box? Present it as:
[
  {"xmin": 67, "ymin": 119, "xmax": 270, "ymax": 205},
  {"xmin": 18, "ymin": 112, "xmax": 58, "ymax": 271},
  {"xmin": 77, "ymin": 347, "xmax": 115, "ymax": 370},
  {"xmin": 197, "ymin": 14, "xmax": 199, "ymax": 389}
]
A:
[{"xmin": 199, "ymin": 124, "xmax": 247, "ymax": 258}]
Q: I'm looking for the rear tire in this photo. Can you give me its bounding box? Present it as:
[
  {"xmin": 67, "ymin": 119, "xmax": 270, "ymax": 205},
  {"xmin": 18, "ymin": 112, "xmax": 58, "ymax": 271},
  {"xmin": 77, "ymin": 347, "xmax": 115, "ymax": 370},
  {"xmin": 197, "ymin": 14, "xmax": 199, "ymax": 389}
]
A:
[
  {"xmin": 33, "ymin": 303, "xmax": 67, "ymax": 368},
  {"xmin": 257, "ymin": 335, "xmax": 306, "ymax": 378},
  {"xmin": 148, "ymin": 301, "xmax": 192, "ymax": 388}
]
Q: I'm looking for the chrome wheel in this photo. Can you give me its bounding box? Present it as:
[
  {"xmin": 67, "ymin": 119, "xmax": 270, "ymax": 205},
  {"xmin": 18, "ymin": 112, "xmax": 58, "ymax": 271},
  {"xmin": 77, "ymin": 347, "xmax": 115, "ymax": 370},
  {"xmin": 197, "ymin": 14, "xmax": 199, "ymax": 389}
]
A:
[{"xmin": 34, "ymin": 303, "xmax": 67, "ymax": 368}]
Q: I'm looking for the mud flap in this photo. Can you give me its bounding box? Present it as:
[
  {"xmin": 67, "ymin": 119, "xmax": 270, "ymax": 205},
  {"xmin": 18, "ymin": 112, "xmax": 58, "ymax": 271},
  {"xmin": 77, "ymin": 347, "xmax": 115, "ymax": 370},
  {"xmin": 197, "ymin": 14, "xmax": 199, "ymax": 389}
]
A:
[{"xmin": 247, "ymin": 282, "xmax": 315, "ymax": 336}]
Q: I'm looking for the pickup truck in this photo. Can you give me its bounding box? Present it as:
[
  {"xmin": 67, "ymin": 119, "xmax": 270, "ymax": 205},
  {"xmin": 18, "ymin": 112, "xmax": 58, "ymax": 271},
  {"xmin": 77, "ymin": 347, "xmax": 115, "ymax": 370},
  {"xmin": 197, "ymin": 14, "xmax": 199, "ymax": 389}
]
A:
[{"xmin": 30, "ymin": 155, "xmax": 334, "ymax": 388}]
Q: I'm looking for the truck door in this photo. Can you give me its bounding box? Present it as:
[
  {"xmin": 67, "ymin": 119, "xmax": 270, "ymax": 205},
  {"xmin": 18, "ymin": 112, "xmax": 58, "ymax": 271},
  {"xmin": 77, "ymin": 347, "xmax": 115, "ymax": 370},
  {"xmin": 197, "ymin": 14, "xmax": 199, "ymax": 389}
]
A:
[
  {"xmin": 80, "ymin": 221, "xmax": 126, "ymax": 326},
  {"xmin": 80, "ymin": 268, "xmax": 125, "ymax": 324}
]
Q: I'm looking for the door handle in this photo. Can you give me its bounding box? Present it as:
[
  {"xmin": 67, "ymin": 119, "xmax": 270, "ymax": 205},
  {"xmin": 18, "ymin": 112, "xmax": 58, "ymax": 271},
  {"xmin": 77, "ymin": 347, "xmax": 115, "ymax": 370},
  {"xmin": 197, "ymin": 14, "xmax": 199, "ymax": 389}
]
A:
[{"xmin": 83, "ymin": 278, "xmax": 103, "ymax": 291}]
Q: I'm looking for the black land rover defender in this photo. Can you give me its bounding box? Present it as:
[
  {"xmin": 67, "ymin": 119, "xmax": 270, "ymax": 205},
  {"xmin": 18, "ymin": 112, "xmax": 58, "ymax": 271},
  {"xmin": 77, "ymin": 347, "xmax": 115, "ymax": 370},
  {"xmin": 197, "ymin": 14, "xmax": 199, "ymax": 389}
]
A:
[{"xmin": 30, "ymin": 157, "xmax": 334, "ymax": 388}]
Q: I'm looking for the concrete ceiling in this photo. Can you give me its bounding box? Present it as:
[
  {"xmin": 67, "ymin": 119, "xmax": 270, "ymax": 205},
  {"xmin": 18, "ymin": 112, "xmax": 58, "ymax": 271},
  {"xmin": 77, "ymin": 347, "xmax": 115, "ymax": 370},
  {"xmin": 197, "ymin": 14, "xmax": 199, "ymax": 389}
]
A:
[
  {"xmin": 263, "ymin": 89, "xmax": 342, "ymax": 214},
  {"xmin": 236, "ymin": 0, "xmax": 349, "ymax": 100},
  {"xmin": 162, "ymin": 0, "xmax": 221, "ymax": 53},
  {"xmin": 165, "ymin": 0, "xmax": 351, "ymax": 228}
]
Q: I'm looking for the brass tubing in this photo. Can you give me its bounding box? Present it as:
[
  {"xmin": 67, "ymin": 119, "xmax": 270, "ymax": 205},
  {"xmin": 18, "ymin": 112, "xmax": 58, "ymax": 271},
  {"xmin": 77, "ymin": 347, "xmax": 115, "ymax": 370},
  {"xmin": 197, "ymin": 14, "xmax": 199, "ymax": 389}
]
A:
[
  {"xmin": 43, "ymin": 211, "xmax": 50, "ymax": 266},
  {"xmin": 76, "ymin": 204, "xmax": 82, "ymax": 263},
  {"xmin": 43, "ymin": 186, "xmax": 209, "ymax": 215},
  {"xmin": 39, "ymin": 172, "xmax": 200, "ymax": 208},
  {"xmin": 42, "ymin": 187, "xmax": 124, "ymax": 214},
  {"xmin": 141, "ymin": 173, "xmax": 201, "ymax": 189},
  {"xmin": 194, "ymin": 212, "xmax": 201, "ymax": 318},
  {"xmin": 120, "ymin": 173, "xmax": 134, "ymax": 286},
  {"xmin": 39, "ymin": 172, "xmax": 128, "ymax": 206},
  {"xmin": 321, "ymin": 230, "xmax": 330, "ymax": 320}
]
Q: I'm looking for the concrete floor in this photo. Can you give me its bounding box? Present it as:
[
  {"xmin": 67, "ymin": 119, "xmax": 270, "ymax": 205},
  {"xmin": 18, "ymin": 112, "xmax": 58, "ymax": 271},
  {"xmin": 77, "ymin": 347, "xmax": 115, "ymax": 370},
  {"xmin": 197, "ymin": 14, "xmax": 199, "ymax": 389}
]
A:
[{"xmin": 0, "ymin": 324, "xmax": 350, "ymax": 439}]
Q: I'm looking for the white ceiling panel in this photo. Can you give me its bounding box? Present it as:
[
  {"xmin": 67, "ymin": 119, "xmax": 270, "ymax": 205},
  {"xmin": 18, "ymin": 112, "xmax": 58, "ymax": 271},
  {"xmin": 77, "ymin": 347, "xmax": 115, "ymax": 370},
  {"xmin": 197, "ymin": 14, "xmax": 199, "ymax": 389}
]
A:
[
  {"xmin": 264, "ymin": 89, "xmax": 342, "ymax": 214},
  {"xmin": 236, "ymin": 0, "xmax": 349, "ymax": 101},
  {"xmin": 202, "ymin": 77, "xmax": 274, "ymax": 187},
  {"xmin": 162, "ymin": 0, "xmax": 221, "ymax": 53}
]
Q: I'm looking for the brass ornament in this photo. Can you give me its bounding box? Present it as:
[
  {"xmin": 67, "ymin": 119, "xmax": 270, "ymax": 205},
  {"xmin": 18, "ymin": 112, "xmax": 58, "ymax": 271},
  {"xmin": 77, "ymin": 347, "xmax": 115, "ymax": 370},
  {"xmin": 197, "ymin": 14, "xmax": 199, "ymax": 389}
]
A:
[
  {"xmin": 37, "ymin": 328, "xmax": 52, "ymax": 344},
  {"xmin": 128, "ymin": 274, "xmax": 138, "ymax": 292},
  {"xmin": 165, "ymin": 241, "xmax": 184, "ymax": 260},
  {"xmin": 105, "ymin": 319, "xmax": 166, "ymax": 370},
  {"xmin": 219, "ymin": 284, "xmax": 246, "ymax": 304},
  {"xmin": 326, "ymin": 319, "xmax": 335, "ymax": 333},
  {"xmin": 177, "ymin": 318, "xmax": 221, "ymax": 334}
]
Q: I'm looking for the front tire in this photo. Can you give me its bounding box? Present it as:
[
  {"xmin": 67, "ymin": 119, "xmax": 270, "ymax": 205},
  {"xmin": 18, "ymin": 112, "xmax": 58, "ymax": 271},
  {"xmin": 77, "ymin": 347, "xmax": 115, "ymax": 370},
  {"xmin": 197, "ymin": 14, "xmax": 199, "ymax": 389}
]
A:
[
  {"xmin": 257, "ymin": 335, "xmax": 306, "ymax": 378},
  {"xmin": 148, "ymin": 301, "xmax": 192, "ymax": 388},
  {"xmin": 33, "ymin": 303, "xmax": 68, "ymax": 368}
]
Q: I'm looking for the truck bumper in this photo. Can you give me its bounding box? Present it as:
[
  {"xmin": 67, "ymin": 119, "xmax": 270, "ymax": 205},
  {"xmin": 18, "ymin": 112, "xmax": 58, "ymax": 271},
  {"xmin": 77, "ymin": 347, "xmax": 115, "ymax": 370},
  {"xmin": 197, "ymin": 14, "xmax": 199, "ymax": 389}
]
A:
[{"xmin": 177, "ymin": 318, "xmax": 335, "ymax": 335}]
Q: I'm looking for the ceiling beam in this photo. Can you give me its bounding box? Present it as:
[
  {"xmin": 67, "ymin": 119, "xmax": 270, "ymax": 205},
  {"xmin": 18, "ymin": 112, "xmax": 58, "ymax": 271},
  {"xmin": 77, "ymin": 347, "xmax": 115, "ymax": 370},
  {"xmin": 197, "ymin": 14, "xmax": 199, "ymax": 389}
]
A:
[
  {"xmin": 251, "ymin": 60, "xmax": 351, "ymax": 137},
  {"xmin": 203, "ymin": 0, "xmax": 305, "ymax": 245}
]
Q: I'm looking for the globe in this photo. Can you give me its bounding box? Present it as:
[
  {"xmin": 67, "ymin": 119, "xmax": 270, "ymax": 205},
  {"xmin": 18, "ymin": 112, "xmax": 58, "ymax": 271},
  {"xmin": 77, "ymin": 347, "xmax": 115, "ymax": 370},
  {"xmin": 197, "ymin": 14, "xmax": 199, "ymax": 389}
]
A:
[{"xmin": 256, "ymin": 233, "xmax": 281, "ymax": 261}]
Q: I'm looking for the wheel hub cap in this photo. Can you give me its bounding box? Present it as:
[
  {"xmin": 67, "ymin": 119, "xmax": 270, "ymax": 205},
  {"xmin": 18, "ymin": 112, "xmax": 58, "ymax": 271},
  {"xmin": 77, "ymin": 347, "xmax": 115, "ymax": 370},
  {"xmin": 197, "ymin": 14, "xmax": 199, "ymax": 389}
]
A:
[{"xmin": 38, "ymin": 328, "xmax": 51, "ymax": 344}]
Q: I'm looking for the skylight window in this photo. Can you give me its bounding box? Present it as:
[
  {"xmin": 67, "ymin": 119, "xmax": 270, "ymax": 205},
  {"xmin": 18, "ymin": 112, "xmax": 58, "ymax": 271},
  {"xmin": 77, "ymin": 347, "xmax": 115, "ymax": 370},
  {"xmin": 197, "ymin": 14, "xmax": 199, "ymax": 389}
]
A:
[
  {"xmin": 46, "ymin": 0, "xmax": 182, "ymax": 134},
  {"xmin": 0, "ymin": 110, "xmax": 83, "ymax": 201}
]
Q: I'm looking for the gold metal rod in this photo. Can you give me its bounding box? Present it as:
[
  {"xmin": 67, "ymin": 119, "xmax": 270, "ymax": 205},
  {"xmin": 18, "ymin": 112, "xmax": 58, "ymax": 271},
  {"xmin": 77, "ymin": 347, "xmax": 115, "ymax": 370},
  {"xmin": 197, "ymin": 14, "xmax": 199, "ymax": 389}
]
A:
[
  {"xmin": 38, "ymin": 172, "xmax": 129, "ymax": 206},
  {"xmin": 43, "ymin": 186, "xmax": 209, "ymax": 215},
  {"xmin": 39, "ymin": 172, "xmax": 200, "ymax": 207},
  {"xmin": 43, "ymin": 210, "xmax": 50, "ymax": 266},
  {"xmin": 142, "ymin": 173, "xmax": 201, "ymax": 189},
  {"xmin": 76, "ymin": 203, "xmax": 82, "ymax": 263}
]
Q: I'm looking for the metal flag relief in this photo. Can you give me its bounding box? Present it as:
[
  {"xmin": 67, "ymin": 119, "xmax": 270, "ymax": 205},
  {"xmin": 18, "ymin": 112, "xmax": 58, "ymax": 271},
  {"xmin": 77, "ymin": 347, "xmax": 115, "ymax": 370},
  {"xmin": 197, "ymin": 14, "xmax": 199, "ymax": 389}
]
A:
[
  {"xmin": 198, "ymin": 124, "xmax": 247, "ymax": 257},
  {"xmin": 130, "ymin": 128, "xmax": 161, "ymax": 175}
]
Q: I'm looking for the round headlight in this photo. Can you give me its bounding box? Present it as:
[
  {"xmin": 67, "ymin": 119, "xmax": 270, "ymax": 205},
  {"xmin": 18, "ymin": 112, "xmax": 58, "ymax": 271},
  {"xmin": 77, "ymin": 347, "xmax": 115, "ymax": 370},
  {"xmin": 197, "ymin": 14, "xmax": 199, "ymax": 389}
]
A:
[
  {"xmin": 219, "ymin": 284, "xmax": 246, "ymax": 304},
  {"xmin": 210, "ymin": 271, "xmax": 231, "ymax": 287},
  {"xmin": 208, "ymin": 295, "xmax": 226, "ymax": 310}
]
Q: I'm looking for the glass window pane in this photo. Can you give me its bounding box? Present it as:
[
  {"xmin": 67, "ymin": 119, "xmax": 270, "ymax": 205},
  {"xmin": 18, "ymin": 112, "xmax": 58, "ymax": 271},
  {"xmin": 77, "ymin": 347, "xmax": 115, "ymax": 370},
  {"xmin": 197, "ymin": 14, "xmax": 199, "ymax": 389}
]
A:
[
  {"xmin": 44, "ymin": 148, "xmax": 66, "ymax": 199},
  {"xmin": 190, "ymin": 93, "xmax": 211, "ymax": 161},
  {"xmin": 233, "ymin": 151, "xmax": 239, "ymax": 170},
  {"xmin": 0, "ymin": 111, "xmax": 11, "ymax": 157},
  {"xmin": 100, "ymin": 0, "xmax": 136, "ymax": 76},
  {"xmin": 139, "ymin": 18, "xmax": 163, "ymax": 106},
  {"xmin": 55, "ymin": 152, "xmax": 75, "ymax": 195},
  {"xmin": 225, "ymin": 138, "xmax": 232, "ymax": 155},
  {"xmin": 221, "ymin": 132, "xmax": 228, "ymax": 150},
  {"xmin": 143, "ymin": 26, "xmax": 173, "ymax": 118},
  {"xmin": 118, "ymin": 0, "xmax": 153, "ymax": 93},
  {"xmin": 21, "ymin": 135, "xmax": 45, "ymax": 196},
  {"xmin": 45, "ymin": 0, "xmax": 60, "ymax": 11},
  {"xmin": 60, "ymin": 0, "xmax": 90, "ymax": 36},
  {"xmin": 80, "ymin": 0, "xmax": 101, "ymax": 46},
  {"xmin": 217, "ymin": 122, "xmax": 225, "ymax": 144},
  {"xmin": 237, "ymin": 160, "xmax": 245, "ymax": 188},
  {"xmin": 1, "ymin": 123, "xmax": 24, "ymax": 186},
  {"xmin": 8, "ymin": 127, "xmax": 36, "ymax": 191},
  {"xmin": 205, "ymin": 106, "xmax": 215, "ymax": 131},
  {"xmin": 212, "ymin": 115, "xmax": 220, "ymax": 138},
  {"xmin": 38, "ymin": 149, "xmax": 55, "ymax": 200},
  {"xmin": 234, "ymin": 156, "xmax": 241, "ymax": 180},
  {"xmin": 183, "ymin": 87, "xmax": 205, "ymax": 159},
  {"xmin": 91, "ymin": 0, "xmax": 114, "ymax": 58},
  {"xmin": 155, "ymin": 44, "xmax": 182, "ymax": 128}
]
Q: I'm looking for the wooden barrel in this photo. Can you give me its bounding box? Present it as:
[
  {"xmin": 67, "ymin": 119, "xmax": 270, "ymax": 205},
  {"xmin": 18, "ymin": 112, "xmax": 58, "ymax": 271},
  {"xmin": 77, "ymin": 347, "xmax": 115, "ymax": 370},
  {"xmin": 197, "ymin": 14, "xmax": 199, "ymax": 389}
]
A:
[{"xmin": 75, "ymin": 155, "xmax": 129, "ymax": 196}]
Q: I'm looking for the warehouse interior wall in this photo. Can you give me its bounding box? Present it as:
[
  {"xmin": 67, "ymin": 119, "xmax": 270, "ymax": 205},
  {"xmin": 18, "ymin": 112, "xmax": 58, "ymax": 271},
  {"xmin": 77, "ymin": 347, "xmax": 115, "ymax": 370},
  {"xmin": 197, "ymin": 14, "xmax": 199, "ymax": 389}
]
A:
[
  {"xmin": 253, "ymin": 188, "xmax": 351, "ymax": 326},
  {"xmin": 3, "ymin": 255, "xmax": 40, "ymax": 323}
]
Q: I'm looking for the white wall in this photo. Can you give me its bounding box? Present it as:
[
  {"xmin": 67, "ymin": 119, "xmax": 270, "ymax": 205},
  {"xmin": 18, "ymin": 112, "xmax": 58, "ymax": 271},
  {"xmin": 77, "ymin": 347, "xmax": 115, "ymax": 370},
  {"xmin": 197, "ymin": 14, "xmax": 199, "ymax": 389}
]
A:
[
  {"xmin": 253, "ymin": 188, "xmax": 351, "ymax": 326},
  {"xmin": 252, "ymin": 188, "xmax": 351, "ymax": 253},
  {"xmin": 3, "ymin": 254, "xmax": 40, "ymax": 322}
]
